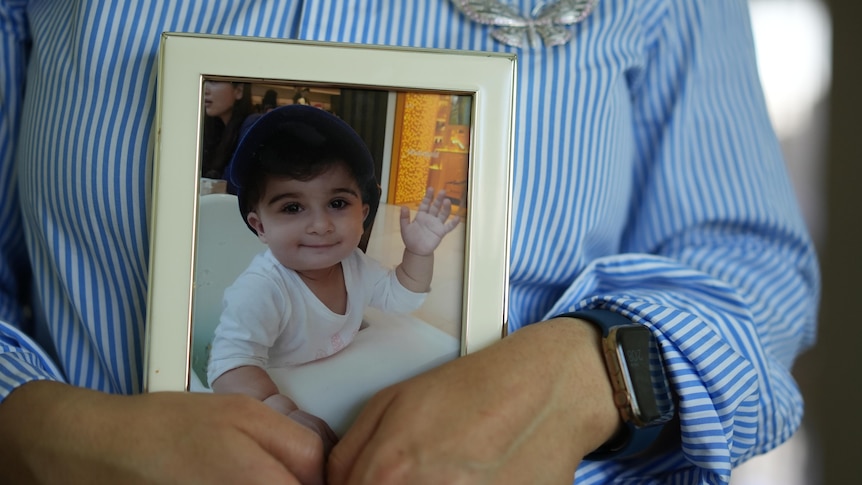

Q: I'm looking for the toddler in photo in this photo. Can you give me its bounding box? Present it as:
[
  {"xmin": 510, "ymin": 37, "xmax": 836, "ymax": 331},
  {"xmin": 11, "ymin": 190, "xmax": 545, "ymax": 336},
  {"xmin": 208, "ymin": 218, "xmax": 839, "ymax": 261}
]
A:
[{"xmin": 207, "ymin": 104, "xmax": 460, "ymax": 450}]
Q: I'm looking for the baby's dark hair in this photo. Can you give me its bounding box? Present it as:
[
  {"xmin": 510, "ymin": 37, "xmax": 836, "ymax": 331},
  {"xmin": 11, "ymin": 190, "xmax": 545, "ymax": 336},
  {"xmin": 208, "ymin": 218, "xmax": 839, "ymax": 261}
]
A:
[
  {"xmin": 228, "ymin": 105, "xmax": 381, "ymax": 236},
  {"xmin": 239, "ymin": 134, "xmax": 375, "ymax": 228}
]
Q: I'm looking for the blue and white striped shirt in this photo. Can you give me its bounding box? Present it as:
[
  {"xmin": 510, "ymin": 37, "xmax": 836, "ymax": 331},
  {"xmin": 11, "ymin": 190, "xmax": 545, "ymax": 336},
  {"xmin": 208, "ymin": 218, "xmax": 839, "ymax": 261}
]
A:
[{"xmin": 0, "ymin": 1, "xmax": 819, "ymax": 483}]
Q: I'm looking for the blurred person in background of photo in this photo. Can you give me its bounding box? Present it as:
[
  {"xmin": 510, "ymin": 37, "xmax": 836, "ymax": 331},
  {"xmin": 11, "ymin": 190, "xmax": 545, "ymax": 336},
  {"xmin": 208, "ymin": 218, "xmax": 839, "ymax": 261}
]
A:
[{"xmin": 201, "ymin": 80, "xmax": 253, "ymax": 180}]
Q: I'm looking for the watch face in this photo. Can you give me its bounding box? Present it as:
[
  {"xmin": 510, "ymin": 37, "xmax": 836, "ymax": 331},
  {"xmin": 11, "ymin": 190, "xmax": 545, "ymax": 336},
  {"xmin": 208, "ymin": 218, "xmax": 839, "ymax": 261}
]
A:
[{"xmin": 614, "ymin": 326, "xmax": 674, "ymax": 426}]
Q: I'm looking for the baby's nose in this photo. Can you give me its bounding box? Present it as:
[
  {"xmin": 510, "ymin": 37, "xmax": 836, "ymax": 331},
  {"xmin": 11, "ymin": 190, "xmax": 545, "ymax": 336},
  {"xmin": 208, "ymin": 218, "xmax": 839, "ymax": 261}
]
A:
[{"xmin": 308, "ymin": 211, "xmax": 334, "ymax": 233}]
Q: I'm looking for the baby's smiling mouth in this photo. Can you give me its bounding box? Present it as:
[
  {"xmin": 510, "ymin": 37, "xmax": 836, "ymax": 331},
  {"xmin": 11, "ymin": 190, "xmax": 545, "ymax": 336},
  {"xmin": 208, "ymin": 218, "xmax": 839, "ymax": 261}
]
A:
[{"xmin": 301, "ymin": 242, "xmax": 338, "ymax": 249}]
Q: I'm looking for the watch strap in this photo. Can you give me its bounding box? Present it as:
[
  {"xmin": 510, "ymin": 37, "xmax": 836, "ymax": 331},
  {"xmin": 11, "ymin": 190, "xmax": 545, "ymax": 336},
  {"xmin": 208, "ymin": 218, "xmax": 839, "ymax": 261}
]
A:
[
  {"xmin": 562, "ymin": 308, "xmax": 632, "ymax": 337},
  {"xmin": 557, "ymin": 309, "xmax": 666, "ymax": 460},
  {"xmin": 583, "ymin": 419, "xmax": 665, "ymax": 460}
]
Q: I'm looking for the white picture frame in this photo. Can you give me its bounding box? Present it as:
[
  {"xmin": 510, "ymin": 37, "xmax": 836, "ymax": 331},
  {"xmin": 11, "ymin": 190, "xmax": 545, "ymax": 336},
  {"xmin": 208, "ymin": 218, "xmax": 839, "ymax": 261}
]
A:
[{"xmin": 145, "ymin": 33, "xmax": 515, "ymax": 434}]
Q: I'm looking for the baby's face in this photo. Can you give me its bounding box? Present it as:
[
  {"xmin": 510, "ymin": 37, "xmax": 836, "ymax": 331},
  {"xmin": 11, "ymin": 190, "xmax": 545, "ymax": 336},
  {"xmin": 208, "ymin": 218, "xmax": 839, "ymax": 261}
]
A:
[{"xmin": 246, "ymin": 163, "xmax": 369, "ymax": 273}]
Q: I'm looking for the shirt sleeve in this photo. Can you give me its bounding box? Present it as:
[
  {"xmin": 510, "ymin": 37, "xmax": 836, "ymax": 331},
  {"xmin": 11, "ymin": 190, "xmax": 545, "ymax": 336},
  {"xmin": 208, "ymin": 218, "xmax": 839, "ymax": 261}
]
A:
[
  {"xmin": 0, "ymin": 0, "xmax": 66, "ymax": 399},
  {"xmin": 207, "ymin": 270, "xmax": 291, "ymax": 384},
  {"xmin": 560, "ymin": 1, "xmax": 819, "ymax": 483},
  {"xmin": 354, "ymin": 250, "xmax": 427, "ymax": 315}
]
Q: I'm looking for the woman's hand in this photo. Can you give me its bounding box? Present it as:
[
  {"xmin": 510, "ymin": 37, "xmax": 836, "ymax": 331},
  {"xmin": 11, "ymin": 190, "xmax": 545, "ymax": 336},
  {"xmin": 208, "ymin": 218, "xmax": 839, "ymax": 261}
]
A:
[
  {"xmin": 0, "ymin": 381, "xmax": 327, "ymax": 485},
  {"xmin": 216, "ymin": 366, "xmax": 340, "ymax": 459},
  {"xmin": 327, "ymin": 318, "xmax": 621, "ymax": 485},
  {"xmin": 287, "ymin": 408, "xmax": 340, "ymax": 459}
]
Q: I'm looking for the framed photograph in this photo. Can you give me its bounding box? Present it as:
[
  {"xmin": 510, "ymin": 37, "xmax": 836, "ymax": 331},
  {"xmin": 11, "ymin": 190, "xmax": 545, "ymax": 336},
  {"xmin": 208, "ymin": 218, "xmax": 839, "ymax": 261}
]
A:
[{"xmin": 145, "ymin": 33, "xmax": 515, "ymax": 434}]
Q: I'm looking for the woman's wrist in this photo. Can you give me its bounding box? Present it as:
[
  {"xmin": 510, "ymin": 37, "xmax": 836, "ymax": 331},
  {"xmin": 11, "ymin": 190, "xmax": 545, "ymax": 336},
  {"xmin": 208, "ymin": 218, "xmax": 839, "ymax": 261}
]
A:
[{"xmin": 515, "ymin": 318, "xmax": 623, "ymax": 458}]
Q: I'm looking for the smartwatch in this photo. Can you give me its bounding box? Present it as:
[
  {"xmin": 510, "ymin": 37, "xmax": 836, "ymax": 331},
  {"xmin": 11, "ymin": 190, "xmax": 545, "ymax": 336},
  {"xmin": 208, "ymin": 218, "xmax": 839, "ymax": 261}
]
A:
[{"xmin": 558, "ymin": 309, "xmax": 675, "ymax": 460}]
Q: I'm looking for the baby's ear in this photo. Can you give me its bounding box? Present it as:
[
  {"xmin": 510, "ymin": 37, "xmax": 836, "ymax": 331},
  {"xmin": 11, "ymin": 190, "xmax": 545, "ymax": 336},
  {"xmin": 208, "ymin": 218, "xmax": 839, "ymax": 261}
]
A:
[
  {"xmin": 246, "ymin": 211, "xmax": 267, "ymax": 243},
  {"xmin": 362, "ymin": 203, "xmax": 370, "ymax": 222}
]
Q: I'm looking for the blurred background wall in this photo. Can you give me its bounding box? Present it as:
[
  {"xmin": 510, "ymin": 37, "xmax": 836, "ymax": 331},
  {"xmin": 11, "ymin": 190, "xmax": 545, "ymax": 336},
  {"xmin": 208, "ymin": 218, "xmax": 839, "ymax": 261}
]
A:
[
  {"xmin": 808, "ymin": 0, "xmax": 862, "ymax": 482},
  {"xmin": 732, "ymin": 1, "xmax": 860, "ymax": 483}
]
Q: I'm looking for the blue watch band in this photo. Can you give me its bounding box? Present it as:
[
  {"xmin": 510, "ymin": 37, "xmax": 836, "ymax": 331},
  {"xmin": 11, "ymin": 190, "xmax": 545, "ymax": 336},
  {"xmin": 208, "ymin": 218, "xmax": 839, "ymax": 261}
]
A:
[
  {"xmin": 564, "ymin": 308, "xmax": 632, "ymax": 337},
  {"xmin": 583, "ymin": 417, "xmax": 665, "ymax": 461},
  {"xmin": 557, "ymin": 309, "xmax": 669, "ymax": 460}
]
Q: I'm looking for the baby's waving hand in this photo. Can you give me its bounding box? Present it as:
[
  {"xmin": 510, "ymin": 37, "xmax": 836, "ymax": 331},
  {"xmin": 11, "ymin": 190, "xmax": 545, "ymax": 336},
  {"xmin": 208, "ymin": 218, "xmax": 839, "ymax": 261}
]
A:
[
  {"xmin": 395, "ymin": 188, "xmax": 460, "ymax": 293},
  {"xmin": 399, "ymin": 188, "xmax": 461, "ymax": 256}
]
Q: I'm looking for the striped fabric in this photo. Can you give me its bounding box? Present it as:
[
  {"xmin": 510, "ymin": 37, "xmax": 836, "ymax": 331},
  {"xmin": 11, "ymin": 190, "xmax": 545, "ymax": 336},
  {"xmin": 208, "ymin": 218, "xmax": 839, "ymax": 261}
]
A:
[{"xmin": 0, "ymin": 0, "xmax": 819, "ymax": 483}]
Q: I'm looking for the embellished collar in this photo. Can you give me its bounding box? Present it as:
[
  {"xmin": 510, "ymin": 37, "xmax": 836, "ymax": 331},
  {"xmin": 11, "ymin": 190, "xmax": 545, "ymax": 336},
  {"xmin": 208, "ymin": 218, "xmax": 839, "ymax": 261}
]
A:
[{"xmin": 449, "ymin": 0, "xmax": 598, "ymax": 49}]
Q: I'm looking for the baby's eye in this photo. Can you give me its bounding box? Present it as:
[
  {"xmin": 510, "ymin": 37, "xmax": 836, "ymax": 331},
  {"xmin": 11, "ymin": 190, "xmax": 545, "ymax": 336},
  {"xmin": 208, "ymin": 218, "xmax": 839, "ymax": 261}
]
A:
[
  {"xmin": 282, "ymin": 203, "xmax": 302, "ymax": 214},
  {"xmin": 330, "ymin": 199, "xmax": 349, "ymax": 210}
]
